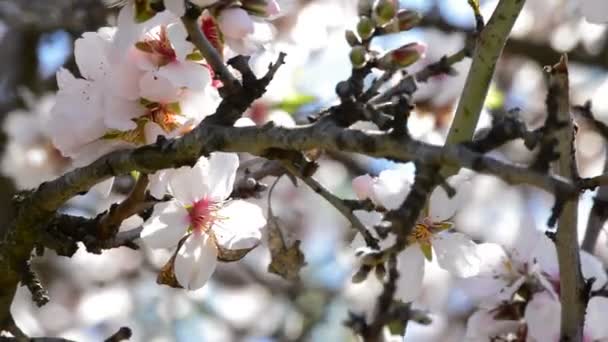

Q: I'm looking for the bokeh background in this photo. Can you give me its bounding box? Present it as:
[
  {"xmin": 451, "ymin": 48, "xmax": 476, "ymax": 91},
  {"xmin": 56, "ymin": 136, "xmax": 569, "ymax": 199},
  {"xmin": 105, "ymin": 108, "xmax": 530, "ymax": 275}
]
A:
[{"xmin": 1, "ymin": 0, "xmax": 607, "ymax": 340}]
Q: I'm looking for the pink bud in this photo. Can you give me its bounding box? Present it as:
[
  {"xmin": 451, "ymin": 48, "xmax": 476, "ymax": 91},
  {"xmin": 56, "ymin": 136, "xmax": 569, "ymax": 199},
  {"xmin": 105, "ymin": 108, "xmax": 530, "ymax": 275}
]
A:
[
  {"xmin": 266, "ymin": 0, "xmax": 281, "ymax": 17},
  {"xmin": 352, "ymin": 174, "xmax": 374, "ymax": 200},
  {"xmin": 218, "ymin": 8, "xmax": 255, "ymax": 40}
]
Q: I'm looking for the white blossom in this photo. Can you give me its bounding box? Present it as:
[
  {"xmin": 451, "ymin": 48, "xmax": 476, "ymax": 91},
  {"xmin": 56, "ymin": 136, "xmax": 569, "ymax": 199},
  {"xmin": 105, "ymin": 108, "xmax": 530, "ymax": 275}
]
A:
[
  {"xmin": 352, "ymin": 165, "xmax": 479, "ymax": 302},
  {"xmin": 141, "ymin": 153, "xmax": 266, "ymax": 290}
]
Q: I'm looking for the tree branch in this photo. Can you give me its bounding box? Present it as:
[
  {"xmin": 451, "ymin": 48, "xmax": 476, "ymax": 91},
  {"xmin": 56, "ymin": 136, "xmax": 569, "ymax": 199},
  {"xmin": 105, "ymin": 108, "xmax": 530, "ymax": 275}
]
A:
[
  {"xmin": 442, "ymin": 0, "xmax": 526, "ymax": 177},
  {"xmin": 548, "ymin": 56, "xmax": 586, "ymax": 342}
]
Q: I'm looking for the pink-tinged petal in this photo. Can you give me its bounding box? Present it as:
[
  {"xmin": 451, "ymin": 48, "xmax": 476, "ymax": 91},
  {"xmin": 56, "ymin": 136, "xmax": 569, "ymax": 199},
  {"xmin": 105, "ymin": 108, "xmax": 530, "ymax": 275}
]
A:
[
  {"xmin": 157, "ymin": 61, "xmax": 211, "ymax": 91},
  {"xmin": 214, "ymin": 200, "xmax": 266, "ymax": 250},
  {"xmin": 166, "ymin": 22, "xmax": 192, "ymax": 61},
  {"xmin": 168, "ymin": 157, "xmax": 211, "ymax": 204},
  {"xmin": 524, "ymin": 292, "xmax": 560, "ymax": 342},
  {"xmin": 579, "ymin": 0, "xmax": 608, "ymax": 23},
  {"xmin": 218, "ymin": 8, "xmax": 254, "ymax": 40},
  {"xmin": 432, "ymin": 232, "xmax": 480, "ymax": 277},
  {"xmin": 581, "ymin": 251, "xmax": 608, "ymax": 291},
  {"xmin": 139, "ymin": 71, "xmax": 181, "ymax": 103},
  {"xmin": 164, "ymin": 0, "xmax": 185, "ymax": 17},
  {"xmin": 395, "ymin": 245, "xmax": 425, "ymax": 302},
  {"xmin": 585, "ymin": 296, "xmax": 608, "ymax": 340},
  {"xmin": 103, "ymin": 97, "xmax": 145, "ymax": 130},
  {"xmin": 352, "ymin": 174, "xmax": 374, "ymax": 201},
  {"xmin": 141, "ymin": 201, "xmax": 189, "ymax": 248},
  {"xmin": 74, "ymin": 32, "xmax": 111, "ymax": 81},
  {"xmin": 266, "ymin": 0, "xmax": 281, "ymax": 17},
  {"xmin": 529, "ymin": 233, "xmax": 559, "ymax": 280},
  {"xmin": 206, "ymin": 152, "xmax": 239, "ymax": 201},
  {"xmin": 108, "ymin": 56, "xmax": 143, "ymax": 100},
  {"xmin": 372, "ymin": 167, "xmax": 412, "ymax": 210},
  {"xmin": 174, "ymin": 232, "xmax": 218, "ymax": 290},
  {"xmin": 465, "ymin": 309, "xmax": 520, "ymax": 341}
]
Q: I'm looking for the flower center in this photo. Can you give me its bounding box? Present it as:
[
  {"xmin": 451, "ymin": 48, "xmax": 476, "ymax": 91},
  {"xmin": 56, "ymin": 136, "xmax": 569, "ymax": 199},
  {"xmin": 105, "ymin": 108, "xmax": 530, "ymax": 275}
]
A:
[
  {"xmin": 141, "ymin": 100, "xmax": 182, "ymax": 133},
  {"xmin": 136, "ymin": 26, "xmax": 177, "ymax": 66},
  {"xmin": 407, "ymin": 218, "xmax": 453, "ymax": 261},
  {"xmin": 187, "ymin": 198, "xmax": 222, "ymax": 233}
]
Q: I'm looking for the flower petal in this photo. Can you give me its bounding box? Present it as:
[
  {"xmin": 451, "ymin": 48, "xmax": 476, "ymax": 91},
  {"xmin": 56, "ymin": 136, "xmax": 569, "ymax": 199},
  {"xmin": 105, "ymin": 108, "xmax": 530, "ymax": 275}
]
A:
[
  {"xmin": 352, "ymin": 174, "xmax": 374, "ymax": 201},
  {"xmin": 524, "ymin": 292, "xmax": 561, "ymax": 342},
  {"xmin": 174, "ymin": 232, "xmax": 218, "ymax": 290},
  {"xmin": 139, "ymin": 71, "xmax": 181, "ymax": 103},
  {"xmin": 168, "ymin": 157, "xmax": 211, "ymax": 204},
  {"xmin": 141, "ymin": 200, "xmax": 189, "ymax": 248},
  {"xmin": 585, "ymin": 296, "xmax": 608, "ymax": 340},
  {"xmin": 206, "ymin": 152, "xmax": 239, "ymax": 201},
  {"xmin": 214, "ymin": 200, "xmax": 266, "ymax": 250},
  {"xmin": 465, "ymin": 309, "xmax": 520, "ymax": 341},
  {"xmin": 372, "ymin": 167, "xmax": 412, "ymax": 210},
  {"xmin": 581, "ymin": 251, "xmax": 608, "ymax": 291},
  {"xmin": 395, "ymin": 245, "xmax": 425, "ymax": 302},
  {"xmin": 158, "ymin": 61, "xmax": 212, "ymax": 92},
  {"xmin": 432, "ymin": 232, "xmax": 480, "ymax": 277},
  {"xmin": 218, "ymin": 8, "xmax": 255, "ymax": 40}
]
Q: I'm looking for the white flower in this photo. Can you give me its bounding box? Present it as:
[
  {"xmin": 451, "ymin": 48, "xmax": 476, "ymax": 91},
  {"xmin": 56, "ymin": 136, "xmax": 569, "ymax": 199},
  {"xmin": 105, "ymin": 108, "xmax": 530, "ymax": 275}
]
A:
[
  {"xmin": 352, "ymin": 165, "xmax": 479, "ymax": 302},
  {"xmin": 524, "ymin": 292, "xmax": 608, "ymax": 342},
  {"xmin": 1, "ymin": 95, "xmax": 69, "ymax": 189},
  {"xmin": 461, "ymin": 231, "xmax": 607, "ymax": 308},
  {"xmin": 465, "ymin": 308, "xmax": 520, "ymax": 342},
  {"xmin": 141, "ymin": 153, "xmax": 267, "ymax": 289}
]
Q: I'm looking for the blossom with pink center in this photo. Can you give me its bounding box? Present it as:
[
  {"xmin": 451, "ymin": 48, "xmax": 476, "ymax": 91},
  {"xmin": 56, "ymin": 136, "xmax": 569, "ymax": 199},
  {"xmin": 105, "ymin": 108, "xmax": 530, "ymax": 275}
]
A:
[{"xmin": 141, "ymin": 153, "xmax": 267, "ymax": 290}]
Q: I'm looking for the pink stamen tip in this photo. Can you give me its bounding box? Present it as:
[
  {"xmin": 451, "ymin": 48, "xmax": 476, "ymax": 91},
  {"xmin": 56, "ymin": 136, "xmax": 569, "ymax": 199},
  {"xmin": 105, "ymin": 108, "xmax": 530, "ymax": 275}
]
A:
[{"xmin": 188, "ymin": 198, "xmax": 217, "ymax": 232}]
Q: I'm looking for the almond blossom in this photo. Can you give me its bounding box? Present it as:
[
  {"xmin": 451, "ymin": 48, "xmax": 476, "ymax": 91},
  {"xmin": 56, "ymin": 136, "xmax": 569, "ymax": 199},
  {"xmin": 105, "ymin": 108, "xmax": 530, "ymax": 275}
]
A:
[
  {"xmin": 141, "ymin": 153, "xmax": 267, "ymax": 290},
  {"xmin": 463, "ymin": 231, "xmax": 608, "ymax": 341},
  {"xmin": 524, "ymin": 292, "xmax": 608, "ymax": 342},
  {"xmin": 351, "ymin": 164, "xmax": 480, "ymax": 302},
  {"xmin": 461, "ymin": 230, "xmax": 607, "ymax": 309}
]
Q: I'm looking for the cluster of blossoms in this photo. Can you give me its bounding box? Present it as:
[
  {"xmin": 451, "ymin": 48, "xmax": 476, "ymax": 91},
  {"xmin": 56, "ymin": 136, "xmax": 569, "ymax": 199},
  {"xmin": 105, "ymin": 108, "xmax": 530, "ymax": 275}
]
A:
[
  {"xmin": 45, "ymin": 0, "xmax": 279, "ymax": 289},
  {"xmin": 463, "ymin": 231, "xmax": 608, "ymax": 341},
  {"xmin": 350, "ymin": 164, "xmax": 481, "ymax": 303}
]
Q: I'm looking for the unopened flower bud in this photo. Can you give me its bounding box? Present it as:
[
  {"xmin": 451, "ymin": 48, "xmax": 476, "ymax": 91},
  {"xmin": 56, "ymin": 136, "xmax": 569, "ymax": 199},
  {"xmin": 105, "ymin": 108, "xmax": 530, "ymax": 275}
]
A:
[
  {"xmin": 345, "ymin": 30, "xmax": 361, "ymax": 46},
  {"xmin": 357, "ymin": 16, "xmax": 375, "ymax": 40},
  {"xmin": 384, "ymin": 10, "xmax": 422, "ymax": 33},
  {"xmin": 350, "ymin": 45, "xmax": 368, "ymax": 69},
  {"xmin": 373, "ymin": 0, "xmax": 397, "ymax": 27},
  {"xmin": 378, "ymin": 42, "xmax": 426, "ymax": 70}
]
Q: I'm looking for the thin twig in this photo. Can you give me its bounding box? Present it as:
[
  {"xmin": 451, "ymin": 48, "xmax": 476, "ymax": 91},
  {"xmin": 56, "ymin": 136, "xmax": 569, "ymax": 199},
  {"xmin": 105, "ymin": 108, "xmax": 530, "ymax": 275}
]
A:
[
  {"xmin": 280, "ymin": 160, "xmax": 379, "ymax": 249},
  {"xmin": 97, "ymin": 174, "xmax": 149, "ymax": 240}
]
